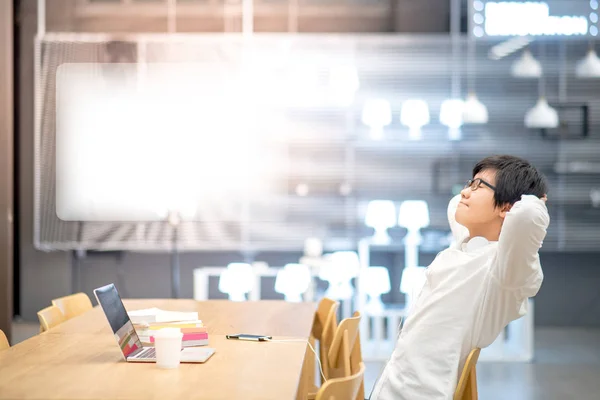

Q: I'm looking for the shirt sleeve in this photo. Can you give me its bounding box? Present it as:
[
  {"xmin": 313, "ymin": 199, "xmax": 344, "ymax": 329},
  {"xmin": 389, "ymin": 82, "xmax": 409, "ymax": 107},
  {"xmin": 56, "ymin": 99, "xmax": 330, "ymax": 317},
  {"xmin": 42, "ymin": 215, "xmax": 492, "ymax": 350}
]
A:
[
  {"xmin": 492, "ymin": 195, "xmax": 549, "ymax": 295},
  {"xmin": 447, "ymin": 194, "xmax": 469, "ymax": 243}
]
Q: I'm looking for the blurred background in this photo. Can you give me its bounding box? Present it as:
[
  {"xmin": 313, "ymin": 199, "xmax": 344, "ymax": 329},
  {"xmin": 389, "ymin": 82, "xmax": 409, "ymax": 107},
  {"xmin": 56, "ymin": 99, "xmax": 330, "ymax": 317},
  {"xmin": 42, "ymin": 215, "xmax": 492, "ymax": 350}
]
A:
[{"xmin": 0, "ymin": 0, "xmax": 600, "ymax": 399}]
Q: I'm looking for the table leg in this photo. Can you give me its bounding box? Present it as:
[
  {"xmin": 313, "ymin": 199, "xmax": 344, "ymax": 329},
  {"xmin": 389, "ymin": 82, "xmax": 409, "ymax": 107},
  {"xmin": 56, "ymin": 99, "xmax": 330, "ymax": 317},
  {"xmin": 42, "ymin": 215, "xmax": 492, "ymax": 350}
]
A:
[{"xmin": 295, "ymin": 342, "xmax": 313, "ymax": 400}]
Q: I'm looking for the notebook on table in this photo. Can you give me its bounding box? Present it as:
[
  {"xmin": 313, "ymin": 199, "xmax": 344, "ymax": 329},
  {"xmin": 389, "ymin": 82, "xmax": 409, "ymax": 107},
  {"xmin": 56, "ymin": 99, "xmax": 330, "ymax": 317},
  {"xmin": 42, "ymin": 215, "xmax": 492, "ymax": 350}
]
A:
[{"xmin": 93, "ymin": 283, "xmax": 215, "ymax": 363}]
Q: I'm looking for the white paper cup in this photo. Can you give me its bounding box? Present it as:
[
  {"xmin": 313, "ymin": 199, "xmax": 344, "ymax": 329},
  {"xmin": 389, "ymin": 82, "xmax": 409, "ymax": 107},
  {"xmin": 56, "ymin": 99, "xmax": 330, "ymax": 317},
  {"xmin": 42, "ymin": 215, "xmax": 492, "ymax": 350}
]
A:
[{"xmin": 154, "ymin": 328, "xmax": 183, "ymax": 369}]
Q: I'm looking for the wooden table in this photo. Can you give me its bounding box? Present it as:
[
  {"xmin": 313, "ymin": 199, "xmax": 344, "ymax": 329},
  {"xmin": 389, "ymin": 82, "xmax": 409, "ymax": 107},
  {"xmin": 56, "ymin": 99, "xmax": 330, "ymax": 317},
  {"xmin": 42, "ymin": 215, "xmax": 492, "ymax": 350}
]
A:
[{"xmin": 0, "ymin": 300, "xmax": 317, "ymax": 400}]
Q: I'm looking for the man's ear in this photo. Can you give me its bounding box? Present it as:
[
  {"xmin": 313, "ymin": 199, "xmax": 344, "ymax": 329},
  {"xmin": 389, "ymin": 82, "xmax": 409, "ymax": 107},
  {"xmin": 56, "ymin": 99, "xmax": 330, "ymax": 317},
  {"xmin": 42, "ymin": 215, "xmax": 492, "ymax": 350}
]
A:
[{"xmin": 498, "ymin": 203, "xmax": 512, "ymax": 219}]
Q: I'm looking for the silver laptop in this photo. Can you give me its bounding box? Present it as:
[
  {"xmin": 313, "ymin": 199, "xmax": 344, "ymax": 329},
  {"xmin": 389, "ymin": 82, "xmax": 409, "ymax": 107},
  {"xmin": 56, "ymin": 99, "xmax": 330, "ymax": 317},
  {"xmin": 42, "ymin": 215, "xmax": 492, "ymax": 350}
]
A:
[{"xmin": 94, "ymin": 283, "xmax": 215, "ymax": 363}]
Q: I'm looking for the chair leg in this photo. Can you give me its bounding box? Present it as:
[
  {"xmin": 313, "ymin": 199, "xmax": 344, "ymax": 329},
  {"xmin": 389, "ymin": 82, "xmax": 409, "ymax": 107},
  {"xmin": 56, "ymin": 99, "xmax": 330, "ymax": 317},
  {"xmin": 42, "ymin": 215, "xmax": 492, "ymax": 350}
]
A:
[
  {"xmin": 463, "ymin": 368, "xmax": 478, "ymax": 400},
  {"xmin": 470, "ymin": 367, "xmax": 478, "ymax": 400},
  {"xmin": 300, "ymin": 342, "xmax": 316, "ymax": 399}
]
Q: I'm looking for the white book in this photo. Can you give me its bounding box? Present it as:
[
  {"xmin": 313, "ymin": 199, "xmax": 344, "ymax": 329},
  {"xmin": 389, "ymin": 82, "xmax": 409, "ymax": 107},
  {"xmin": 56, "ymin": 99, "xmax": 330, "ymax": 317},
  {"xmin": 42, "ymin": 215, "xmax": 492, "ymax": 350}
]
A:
[{"xmin": 128, "ymin": 308, "xmax": 199, "ymax": 324}]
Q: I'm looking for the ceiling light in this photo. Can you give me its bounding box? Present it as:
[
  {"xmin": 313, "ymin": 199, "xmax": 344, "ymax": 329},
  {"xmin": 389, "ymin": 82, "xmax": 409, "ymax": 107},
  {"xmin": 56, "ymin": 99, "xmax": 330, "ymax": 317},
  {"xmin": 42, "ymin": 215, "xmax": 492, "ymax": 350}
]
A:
[
  {"xmin": 462, "ymin": 93, "xmax": 489, "ymax": 124},
  {"xmin": 511, "ymin": 49, "xmax": 542, "ymax": 78},
  {"xmin": 525, "ymin": 97, "xmax": 559, "ymax": 128},
  {"xmin": 400, "ymin": 99, "xmax": 430, "ymax": 140},
  {"xmin": 362, "ymin": 99, "xmax": 392, "ymax": 140},
  {"xmin": 576, "ymin": 49, "xmax": 600, "ymax": 78}
]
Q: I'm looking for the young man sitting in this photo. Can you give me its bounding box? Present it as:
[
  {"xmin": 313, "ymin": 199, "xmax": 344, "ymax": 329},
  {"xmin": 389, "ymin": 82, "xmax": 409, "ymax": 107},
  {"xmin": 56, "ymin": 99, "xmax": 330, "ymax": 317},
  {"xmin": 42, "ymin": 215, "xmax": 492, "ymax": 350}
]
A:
[{"xmin": 369, "ymin": 155, "xmax": 549, "ymax": 400}]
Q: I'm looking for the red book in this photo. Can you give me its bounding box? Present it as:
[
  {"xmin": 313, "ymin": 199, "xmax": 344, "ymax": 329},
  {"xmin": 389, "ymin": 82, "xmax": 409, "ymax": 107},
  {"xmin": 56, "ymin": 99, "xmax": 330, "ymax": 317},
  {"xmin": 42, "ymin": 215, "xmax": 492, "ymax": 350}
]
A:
[
  {"xmin": 180, "ymin": 327, "xmax": 208, "ymax": 334},
  {"xmin": 150, "ymin": 333, "xmax": 208, "ymax": 343},
  {"xmin": 182, "ymin": 333, "xmax": 209, "ymax": 341}
]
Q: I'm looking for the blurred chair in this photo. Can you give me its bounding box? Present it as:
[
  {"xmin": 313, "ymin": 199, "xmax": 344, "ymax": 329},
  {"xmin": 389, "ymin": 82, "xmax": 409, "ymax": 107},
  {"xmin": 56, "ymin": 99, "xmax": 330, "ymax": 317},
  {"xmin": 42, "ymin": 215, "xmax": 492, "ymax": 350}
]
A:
[
  {"xmin": 454, "ymin": 348, "xmax": 481, "ymax": 400},
  {"xmin": 0, "ymin": 329, "xmax": 9, "ymax": 351},
  {"xmin": 314, "ymin": 362, "xmax": 366, "ymax": 400},
  {"xmin": 37, "ymin": 305, "xmax": 66, "ymax": 333},
  {"xmin": 326, "ymin": 311, "xmax": 364, "ymax": 400},
  {"xmin": 309, "ymin": 311, "xmax": 363, "ymax": 400},
  {"xmin": 309, "ymin": 297, "xmax": 339, "ymax": 386},
  {"xmin": 52, "ymin": 292, "xmax": 93, "ymax": 320}
]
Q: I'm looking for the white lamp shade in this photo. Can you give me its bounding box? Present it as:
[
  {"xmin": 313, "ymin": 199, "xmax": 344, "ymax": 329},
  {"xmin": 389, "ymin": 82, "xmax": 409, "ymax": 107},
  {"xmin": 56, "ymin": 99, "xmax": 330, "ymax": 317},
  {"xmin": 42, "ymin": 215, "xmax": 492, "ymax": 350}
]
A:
[
  {"xmin": 462, "ymin": 93, "xmax": 489, "ymax": 124},
  {"xmin": 218, "ymin": 263, "xmax": 254, "ymax": 301},
  {"xmin": 398, "ymin": 200, "xmax": 430, "ymax": 230},
  {"xmin": 400, "ymin": 266, "xmax": 427, "ymax": 295},
  {"xmin": 275, "ymin": 263, "xmax": 311, "ymax": 301},
  {"xmin": 439, "ymin": 99, "xmax": 465, "ymax": 129},
  {"xmin": 365, "ymin": 200, "xmax": 396, "ymax": 230},
  {"xmin": 525, "ymin": 98, "xmax": 559, "ymax": 129},
  {"xmin": 361, "ymin": 99, "xmax": 392, "ymax": 128},
  {"xmin": 511, "ymin": 49, "xmax": 542, "ymax": 78},
  {"xmin": 400, "ymin": 99, "xmax": 430, "ymax": 129},
  {"xmin": 362, "ymin": 266, "xmax": 391, "ymax": 296},
  {"xmin": 303, "ymin": 237, "xmax": 323, "ymax": 258},
  {"xmin": 318, "ymin": 251, "xmax": 360, "ymax": 299},
  {"xmin": 330, "ymin": 251, "xmax": 360, "ymax": 278},
  {"xmin": 576, "ymin": 49, "xmax": 600, "ymax": 78}
]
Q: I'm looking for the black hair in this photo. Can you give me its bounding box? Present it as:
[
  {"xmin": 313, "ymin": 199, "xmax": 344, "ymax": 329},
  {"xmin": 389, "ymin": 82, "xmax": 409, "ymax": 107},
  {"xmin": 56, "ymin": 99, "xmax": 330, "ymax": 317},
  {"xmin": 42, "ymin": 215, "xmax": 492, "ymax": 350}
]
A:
[{"xmin": 472, "ymin": 155, "xmax": 548, "ymax": 208}]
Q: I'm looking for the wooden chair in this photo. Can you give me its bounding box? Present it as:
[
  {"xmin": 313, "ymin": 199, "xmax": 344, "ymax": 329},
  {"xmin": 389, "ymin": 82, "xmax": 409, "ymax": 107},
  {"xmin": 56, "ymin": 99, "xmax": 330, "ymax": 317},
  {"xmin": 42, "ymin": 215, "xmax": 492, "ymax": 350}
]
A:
[
  {"xmin": 326, "ymin": 311, "xmax": 364, "ymax": 400},
  {"xmin": 454, "ymin": 348, "xmax": 481, "ymax": 400},
  {"xmin": 52, "ymin": 292, "xmax": 93, "ymax": 320},
  {"xmin": 315, "ymin": 362, "xmax": 366, "ymax": 400},
  {"xmin": 37, "ymin": 305, "xmax": 67, "ymax": 333},
  {"xmin": 309, "ymin": 298, "xmax": 339, "ymax": 385},
  {"xmin": 0, "ymin": 329, "xmax": 9, "ymax": 351}
]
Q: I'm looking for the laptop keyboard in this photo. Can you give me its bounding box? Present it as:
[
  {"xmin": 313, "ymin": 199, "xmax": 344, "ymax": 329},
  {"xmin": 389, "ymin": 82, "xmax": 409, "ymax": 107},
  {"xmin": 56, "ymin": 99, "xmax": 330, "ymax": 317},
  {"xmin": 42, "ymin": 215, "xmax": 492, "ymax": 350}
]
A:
[{"xmin": 135, "ymin": 347, "xmax": 156, "ymax": 359}]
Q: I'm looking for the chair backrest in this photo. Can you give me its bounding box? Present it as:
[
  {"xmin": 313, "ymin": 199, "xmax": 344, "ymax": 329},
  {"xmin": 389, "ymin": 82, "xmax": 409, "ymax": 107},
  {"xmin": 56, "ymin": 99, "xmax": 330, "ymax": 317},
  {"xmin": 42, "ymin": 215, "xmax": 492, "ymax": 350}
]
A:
[
  {"xmin": 315, "ymin": 362, "xmax": 366, "ymax": 400},
  {"xmin": 37, "ymin": 305, "xmax": 67, "ymax": 332},
  {"xmin": 310, "ymin": 297, "xmax": 339, "ymax": 382},
  {"xmin": 312, "ymin": 297, "xmax": 339, "ymax": 341},
  {"xmin": 350, "ymin": 316, "xmax": 364, "ymax": 399},
  {"xmin": 0, "ymin": 329, "xmax": 9, "ymax": 351},
  {"xmin": 326, "ymin": 311, "xmax": 364, "ymax": 400},
  {"xmin": 52, "ymin": 292, "xmax": 93, "ymax": 320},
  {"xmin": 454, "ymin": 348, "xmax": 481, "ymax": 400}
]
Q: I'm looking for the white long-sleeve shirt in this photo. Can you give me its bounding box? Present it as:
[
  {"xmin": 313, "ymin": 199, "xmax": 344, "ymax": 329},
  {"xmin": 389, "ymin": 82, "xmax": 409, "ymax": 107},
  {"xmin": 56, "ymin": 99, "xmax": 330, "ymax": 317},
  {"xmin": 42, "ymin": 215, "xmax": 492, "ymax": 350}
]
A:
[{"xmin": 370, "ymin": 194, "xmax": 549, "ymax": 400}]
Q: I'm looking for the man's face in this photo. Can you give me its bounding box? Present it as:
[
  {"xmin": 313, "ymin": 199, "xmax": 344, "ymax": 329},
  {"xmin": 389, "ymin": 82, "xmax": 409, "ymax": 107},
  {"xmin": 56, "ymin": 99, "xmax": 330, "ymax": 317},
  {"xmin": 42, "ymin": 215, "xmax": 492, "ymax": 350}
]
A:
[{"xmin": 455, "ymin": 169, "xmax": 505, "ymax": 228}]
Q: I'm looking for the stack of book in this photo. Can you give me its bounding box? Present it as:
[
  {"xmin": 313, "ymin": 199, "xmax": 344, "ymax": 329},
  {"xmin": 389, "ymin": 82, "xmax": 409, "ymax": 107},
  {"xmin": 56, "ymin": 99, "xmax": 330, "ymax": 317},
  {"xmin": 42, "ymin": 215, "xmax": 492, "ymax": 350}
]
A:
[
  {"xmin": 134, "ymin": 320, "xmax": 209, "ymax": 347},
  {"xmin": 128, "ymin": 308, "xmax": 199, "ymax": 325}
]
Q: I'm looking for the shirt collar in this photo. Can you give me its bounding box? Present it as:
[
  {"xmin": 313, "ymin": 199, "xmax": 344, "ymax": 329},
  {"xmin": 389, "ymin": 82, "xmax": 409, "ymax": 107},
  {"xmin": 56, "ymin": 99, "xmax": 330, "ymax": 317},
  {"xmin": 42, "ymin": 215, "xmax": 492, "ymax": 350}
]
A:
[{"xmin": 461, "ymin": 236, "xmax": 495, "ymax": 253}]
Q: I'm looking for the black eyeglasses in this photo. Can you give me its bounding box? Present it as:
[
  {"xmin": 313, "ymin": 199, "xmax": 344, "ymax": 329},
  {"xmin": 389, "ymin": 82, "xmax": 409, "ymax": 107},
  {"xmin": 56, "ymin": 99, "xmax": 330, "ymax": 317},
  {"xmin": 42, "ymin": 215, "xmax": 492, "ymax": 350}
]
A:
[{"xmin": 465, "ymin": 178, "xmax": 496, "ymax": 192}]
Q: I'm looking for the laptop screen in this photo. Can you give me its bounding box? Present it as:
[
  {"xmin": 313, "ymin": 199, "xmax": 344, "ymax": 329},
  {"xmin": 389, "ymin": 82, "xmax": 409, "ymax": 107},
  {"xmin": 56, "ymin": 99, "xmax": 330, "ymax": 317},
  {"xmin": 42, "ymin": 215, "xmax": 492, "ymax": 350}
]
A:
[{"xmin": 94, "ymin": 283, "xmax": 143, "ymax": 358}]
